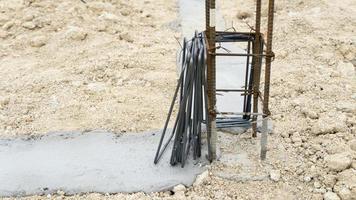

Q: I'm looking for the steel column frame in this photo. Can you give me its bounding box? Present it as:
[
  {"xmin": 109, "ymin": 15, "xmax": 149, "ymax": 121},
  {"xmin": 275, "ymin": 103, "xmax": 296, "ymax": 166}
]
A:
[
  {"xmin": 154, "ymin": 0, "xmax": 275, "ymax": 165},
  {"xmin": 251, "ymin": 0, "xmax": 262, "ymax": 137},
  {"xmin": 205, "ymin": 0, "xmax": 217, "ymax": 161},
  {"xmin": 261, "ymin": 0, "xmax": 275, "ymax": 160},
  {"xmin": 263, "ymin": 0, "xmax": 275, "ymax": 116},
  {"xmin": 204, "ymin": 0, "xmax": 275, "ymax": 161}
]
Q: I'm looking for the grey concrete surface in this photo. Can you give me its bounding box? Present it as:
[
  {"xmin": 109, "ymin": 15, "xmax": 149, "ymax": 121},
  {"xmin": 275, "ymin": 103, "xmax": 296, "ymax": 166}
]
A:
[{"xmin": 0, "ymin": 131, "xmax": 208, "ymax": 197}]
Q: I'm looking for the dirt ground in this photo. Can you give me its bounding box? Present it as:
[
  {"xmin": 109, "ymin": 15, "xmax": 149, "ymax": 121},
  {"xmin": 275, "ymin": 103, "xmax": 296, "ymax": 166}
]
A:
[
  {"xmin": 0, "ymin": 0, "xmax": 179, "ymax": 137},
  {"xmin": 1, "ymin": 0, "xmax": 355, "ymax": 199}
]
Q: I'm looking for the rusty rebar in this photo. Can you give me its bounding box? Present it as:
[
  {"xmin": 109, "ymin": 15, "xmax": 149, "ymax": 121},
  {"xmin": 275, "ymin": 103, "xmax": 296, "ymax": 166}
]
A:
[
  {"xmin": 205, "ymin": 0, "xmax": 210, "ymax": 31},
  {"xmin": 206, "ymin": 0, "xmax": 217, "ymax": 161},
  {"xmin": 263, "ymin": 0, "xmax": 275, "ymax": 117},
  {"xmin": 251, "ymin": 0, "xmax": 262, "ymax": 137},
  {"xmin": 260, "ymin": 0, "xmax": 275, "ymax": 160}
]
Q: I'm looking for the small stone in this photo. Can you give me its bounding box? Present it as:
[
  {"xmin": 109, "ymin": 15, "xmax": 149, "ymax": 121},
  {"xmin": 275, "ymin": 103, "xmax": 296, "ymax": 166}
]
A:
[
  {"xmin": 304, "ymin": 176, "xmax": 312, "ymax": 183},
  {"xmin": 336, "ymin": 102, "xmax": 356, "ymax": 114},
  {"xmin": 311, "ymin": 115, "xmax": 347, "ymax": 135},
  {"xmin": 96, "ymin": 23, "xmax": 107, "ymax": 32},
  {"xmin": 173, "ymin": 184, "xmax": 186, "ymax": 193},
  {"xmin": 23, "ymin": 13, "xmax": 35, "ymax": 21},
  {"xmin": 349, "ymin": 140, "xmax": 356, "ymax": 151},
  {"xmin": 325, "ymin": 153, "xmax": 352, "ymax": 172},
  {"xmin": 0, "ymin": 15, "xmax": 9, "ymax": 24},
  {"xmin": 119, "ymin": 32, "xmax": 134, "ymax": 43},
  {"xmin": 301, "ymin": 108, "xmax": 319, "ymax": 119},
  {"xmin": 120, "ymin": 9, "xmax": 131, "ymax": 16},
  {"xmin": 56, "ymin": 190, "xmax": 65, "ymax": 195},
  {"xmin": 0, "ymin": 30, "xmax": 8, "ymax": 39},
  {"xmin": 323, "ymin": 174, "xmax": 337, "ymax": 188},
  {"xmin": 269, "ymin": 169, "xmax": 281, "ymax": 182},
  {"xmin": 352, "ymin": 161, "xmax": 356, "ymax": 169},
  {"xmin": 309, "ymin": 165, "xmax": 317, "ymax": 172},
  {"xmin": 87, "ymin": 82, "xmax": 106, "ymax": 92},
  {"xmin": 0, "ymin": 97, "xmax": 10, "ymax": 108},
  {"xmin": 193, "ymin": 170, "xmax": 209, "ymax": 186},
  {"xmin": 351, "ymin": 59, "xmax": 356, "ymax": 67},
  {"xmin": 291, "ymin": 132, "xmax": 302, "ymax": 143},
  {"xmin": 314, "ymin": 188, "xmax": 327, "ymax": 194},
  {"xmin": 280, "ymin": 131, "xmax": 289, "ymax": 138},
  {"xmin": 22, "ymin": 21, "xmax": 36, "ymax": 30},
  {"xmin": 236, "ymin": 11, "xmax": 251, "ymax": 20},
  {"xmin": 2, "ymin": 21, "xmax": 14, "ymax": 30},
  {"xmin": 352, "ymin": 93, "xmax": 356, "ymax": 100},
  {"xmin": 99, "ymin": 12, "xmax": 120, "ymax": 22},
  {"xmin": 32, "ymin": 17, "xmax": 50, "ymax": 28},
  {"xmin": 323, "ymin": 192, "xmax": 340, "ymax": 200},
  {"xmin": 337, "ymin": 62, "xmax": 355, "ymax": 78},
  {"xmin": 337, "ymin": 187, "xmax": 352, "ymax": 200},
  {"xmin": 278, "ymin": 50, "xmax": 288, "ymax": 59},
  {"xmin": 296, "ymin": 168, "xmax": 304, "ymax": 175},
  {"xmin": 23, "ymin": 0, "xmax": 35, "ymax": 6},
  {"xmin": 87, "ymin": 2, "xmax": 115, "ymax": 12},
  {"xmin": 330, "ymin": 71, "xmax": 341, "ymax": 77},
  {"xmin": 312, "ymin": 194, "xmax": 324, "ymax": 199},
  {"xmin": 65, "ymin": 26, "xmax": 87, "ymax": 41},
  {"xmin": 314, "ymin": 181, "xmax": 321, "ymax": 189},
  {"xmin": 337, "ymin": 169, "xmax": 356, "ymax": 188},
  {"xmin": 30, "ymin": 35, "xmax": 47, "ymax": 47},
  {"xmin": 174, "ymin": 191, "xmax": 185, "ymax": 199}
]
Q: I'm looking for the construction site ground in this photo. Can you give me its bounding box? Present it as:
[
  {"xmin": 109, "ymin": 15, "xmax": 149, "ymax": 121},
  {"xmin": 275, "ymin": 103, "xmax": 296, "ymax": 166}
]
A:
[{"xmin": 0, "ymin": 0, "xmax": 355, "ymax": 199}]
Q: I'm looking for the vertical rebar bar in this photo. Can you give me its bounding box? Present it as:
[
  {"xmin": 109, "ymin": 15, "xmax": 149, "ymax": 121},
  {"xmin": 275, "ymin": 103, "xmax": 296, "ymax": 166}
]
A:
[
  {"xmin": 260, "ymin": 117, "xmax": 268, "ymax": 159},
  {"xmin": 205, "ymin": 0, "xmax": 210, "ymax": 31},
  {"xmin": 206, "ymin": 0, "xmax": 217, "ymax": 160},
  {"xmin": 263, "ymin": 0, "xmax": 275, "ymax": 116},
  {"xmin": 243, "ymin": 41, "xmax": 251, "ymax": 120},
  {"xmin": 261, "ymin": 0, "xmax": 275, "ymax": 160},
  {"xmin": 252, "ymin": 0, "xmax": 262, "ymax": 137}
]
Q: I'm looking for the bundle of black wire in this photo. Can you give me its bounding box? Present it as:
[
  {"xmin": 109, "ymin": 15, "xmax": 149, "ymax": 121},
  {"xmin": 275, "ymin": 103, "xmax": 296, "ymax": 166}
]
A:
[{"xmin": 154, "ymin": 32, "xmax": 210, "ymax": 167}]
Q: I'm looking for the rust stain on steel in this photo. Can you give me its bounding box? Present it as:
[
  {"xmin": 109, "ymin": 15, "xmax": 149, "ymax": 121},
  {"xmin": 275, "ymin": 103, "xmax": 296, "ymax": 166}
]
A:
[
  {"xmin": 252, "ymin": 0, "xmax": 263, "ymax": 138},
  {"xmin": 206, "ymin": 0, "xmax": 217, "ymax": 161},
  {"xmin": 263, "ymin": 0, "xmax": 275, "ymax": 117},
  {"xmin": 204, "ymin": 0, "xmax": 275, "ymax": 160}
]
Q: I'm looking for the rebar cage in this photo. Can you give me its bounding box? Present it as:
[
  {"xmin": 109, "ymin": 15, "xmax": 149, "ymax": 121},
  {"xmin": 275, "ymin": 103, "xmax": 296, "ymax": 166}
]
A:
[
  {"xmin": 154, "ymin": 0, "xmax": 275, "ymax": 166},
  {"xmin": 212, "ymin": 31, "xmax": 264, "ymax": 128},
  {"xmin": 205, "ymin": 0, "xmax": 275, "ymax": 160}
]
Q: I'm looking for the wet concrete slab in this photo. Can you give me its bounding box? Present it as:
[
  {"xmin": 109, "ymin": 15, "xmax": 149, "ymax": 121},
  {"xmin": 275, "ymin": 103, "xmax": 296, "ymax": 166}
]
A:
[{"xmin": 0, "ymin": 131, "xmax": 208, "ymax": 197}]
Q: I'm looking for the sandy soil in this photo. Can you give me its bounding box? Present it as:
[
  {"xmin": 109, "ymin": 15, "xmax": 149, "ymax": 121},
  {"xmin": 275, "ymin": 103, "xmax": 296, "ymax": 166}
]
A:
[
  {"xmin": 0, "ymin": 0, "xmax": 179, "ymax": 137},
  {"xmin": 1, "ymin": 0, "xmax": 355, "ymax": 199}
]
